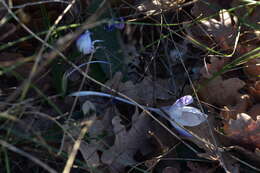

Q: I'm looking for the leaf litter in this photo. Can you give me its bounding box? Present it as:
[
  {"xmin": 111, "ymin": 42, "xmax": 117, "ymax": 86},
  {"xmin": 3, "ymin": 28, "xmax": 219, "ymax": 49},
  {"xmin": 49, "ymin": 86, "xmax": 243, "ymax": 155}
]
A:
[
  {"xmin": 101, "ymin": 108, "xmax": 153, "ymax": 172},
  {"xmin": 62, "ymin": 104, "xmax": 116, "ymax": 168},
  {"xmin": 101, "ymin": 71, "xmax": 175, "ymax": 105},
  {"xmin": 1, "ymin": 0, "xmax": 260, "ymax": 172},
  {"xmin": 224, "ymin": 113, "xmax": 260, "ymax": 149}
]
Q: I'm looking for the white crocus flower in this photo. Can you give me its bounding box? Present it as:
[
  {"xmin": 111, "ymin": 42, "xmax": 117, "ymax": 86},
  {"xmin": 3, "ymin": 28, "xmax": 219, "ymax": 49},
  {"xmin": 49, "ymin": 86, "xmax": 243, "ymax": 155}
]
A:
[
  {"xmin": 162, "ymin": 95, "xmax": 208, "ymax": 136},
  {"xmin": 69, "ymin": 92, "xmax": 207, "ymax": 137},
  {"xmin": 76, "ymin": 30, "xmax": 103, "ymax": 55}
]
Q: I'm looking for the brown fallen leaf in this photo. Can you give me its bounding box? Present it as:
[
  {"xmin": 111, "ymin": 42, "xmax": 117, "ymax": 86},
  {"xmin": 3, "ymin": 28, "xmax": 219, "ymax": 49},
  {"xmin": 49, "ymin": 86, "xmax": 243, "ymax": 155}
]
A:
[
  {"xmin": 249, "ymin": 81, "xmax": 260, "ymax": 101},
  {"xmin": 244, "ymin": 59, "xmax": 260, "ymax": 81},
  {"xmin": 101, "ymin": 109, "xmax": 153, "ymax": 172},
  {"xmin": 200, "ymin": 56, "xmax": 229, "ymax": 78},
  {"xmin": 102, "ymin": 72, "xmax": 174, "ymax": 105},
  {"xmin": 224, "ymin": 113, "xmax": 260, "ymax": 149},
  {"xmin": 198, "ymin": 77, "xmax": 245, "ymax": 106}
]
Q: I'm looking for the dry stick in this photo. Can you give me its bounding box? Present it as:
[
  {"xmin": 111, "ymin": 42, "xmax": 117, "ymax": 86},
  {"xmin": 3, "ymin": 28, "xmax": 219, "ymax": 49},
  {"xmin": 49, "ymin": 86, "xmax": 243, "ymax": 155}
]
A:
[
  {"xmin": 62, "ymin": 125, "xmax": 88, "ymax": 173},
  {"xmin": 0, "ymin": 139, "xmax": 57, "ymax": 173},
  {"xmin": 20, "ymin": 0, "xmax": 77, "ymax": 100}
]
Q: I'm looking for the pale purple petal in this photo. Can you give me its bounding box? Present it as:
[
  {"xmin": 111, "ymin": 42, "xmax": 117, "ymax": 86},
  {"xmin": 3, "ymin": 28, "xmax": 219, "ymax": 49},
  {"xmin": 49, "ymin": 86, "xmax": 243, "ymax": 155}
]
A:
[
  {"xmin": 76, "ymin": 30, "xmax": 93, "ymax": 54},
  {"xmin": 174, "ymin": 95, "xmax": 193, "ymax": 107}
]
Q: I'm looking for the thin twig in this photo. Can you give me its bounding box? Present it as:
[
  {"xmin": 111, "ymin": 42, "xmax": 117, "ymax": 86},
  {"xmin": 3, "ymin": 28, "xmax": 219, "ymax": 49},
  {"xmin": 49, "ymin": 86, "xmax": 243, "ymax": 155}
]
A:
[{"xmin": 62, "ymin": 125, "xmax": 88, "ymax": 173}]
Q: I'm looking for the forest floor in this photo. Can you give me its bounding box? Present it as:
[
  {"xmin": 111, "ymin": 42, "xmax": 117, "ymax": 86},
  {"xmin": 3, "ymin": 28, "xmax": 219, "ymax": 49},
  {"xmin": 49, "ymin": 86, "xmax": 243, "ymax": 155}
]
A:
[{"xmin": 0, "ymin": 0, "xmax": 259, "ymax": 173}]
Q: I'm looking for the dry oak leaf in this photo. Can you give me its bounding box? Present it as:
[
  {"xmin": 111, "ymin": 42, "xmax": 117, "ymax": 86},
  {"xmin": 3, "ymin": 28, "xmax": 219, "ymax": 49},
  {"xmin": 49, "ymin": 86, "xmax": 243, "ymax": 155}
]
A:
[
  {"xmin": 102, "ymin": 72, "xmax": 174, "ymax": 105},
  {"xmin": 101, "ymin": 109, "xmax": 153, "ymax": 172},
  {"xmin": 224, "ymin": 113, "xmax": 260, "ymax": 149},
  {"xmin": 198, "ymin": 77, "xmax": 245, "ymax": 106}
]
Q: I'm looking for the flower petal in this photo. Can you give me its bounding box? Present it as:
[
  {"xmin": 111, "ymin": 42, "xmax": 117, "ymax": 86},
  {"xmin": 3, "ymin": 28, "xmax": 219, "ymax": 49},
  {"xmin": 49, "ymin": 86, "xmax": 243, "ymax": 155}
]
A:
[
  {"xmin": 169, "ymin": 106, "xmax": 207, "ymax": 127},
  {"xmin": 173, "ymin": 95, "xmax": 193, "ymax": 107},
  {"xmin": 76, "ymin": 30, "xmax": 93, "ymax": 54}
]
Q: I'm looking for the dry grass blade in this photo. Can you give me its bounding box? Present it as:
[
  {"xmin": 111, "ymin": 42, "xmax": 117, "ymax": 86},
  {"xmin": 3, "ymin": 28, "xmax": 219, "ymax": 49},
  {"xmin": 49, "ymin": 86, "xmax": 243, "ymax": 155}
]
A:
[{"xmin": 62, "ymin": 126, "xmax": 88, "ymax": 173}]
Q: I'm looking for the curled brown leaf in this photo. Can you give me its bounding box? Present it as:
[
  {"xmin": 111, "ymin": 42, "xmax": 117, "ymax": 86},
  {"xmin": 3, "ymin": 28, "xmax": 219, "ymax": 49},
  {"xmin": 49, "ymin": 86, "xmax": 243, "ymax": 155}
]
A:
[{"xmin": 224, "ymin": 113, "xmax": 260, "ymax": 149}]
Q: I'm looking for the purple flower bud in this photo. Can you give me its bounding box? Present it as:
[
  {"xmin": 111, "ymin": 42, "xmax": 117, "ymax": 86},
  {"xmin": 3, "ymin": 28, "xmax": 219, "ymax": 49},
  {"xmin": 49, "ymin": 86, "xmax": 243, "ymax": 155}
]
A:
[
  {"xmin": 105, "ymin": 17, "xmax": 125, "ymax": 31},
  {"xmin": 173, "ymin": 95, "xmax": 193, "ymax": 107}
]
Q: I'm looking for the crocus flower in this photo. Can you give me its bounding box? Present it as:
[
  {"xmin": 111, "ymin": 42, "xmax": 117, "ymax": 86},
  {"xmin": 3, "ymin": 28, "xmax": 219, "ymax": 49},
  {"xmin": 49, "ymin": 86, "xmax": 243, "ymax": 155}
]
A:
[
  {"xmin": 165, "ymin": 95, "xmax": 208, "ymax": 136},
  {"xmin": 76, "ymin": 30, "xmax": 103, "ymax": 55},
  {"xmin": 105, "ymin": 17, "xmax": 125, "ymax": 31},
  {"xmin": 69, "ymin": 91, "xmax": 207, "ymax": 137}
]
